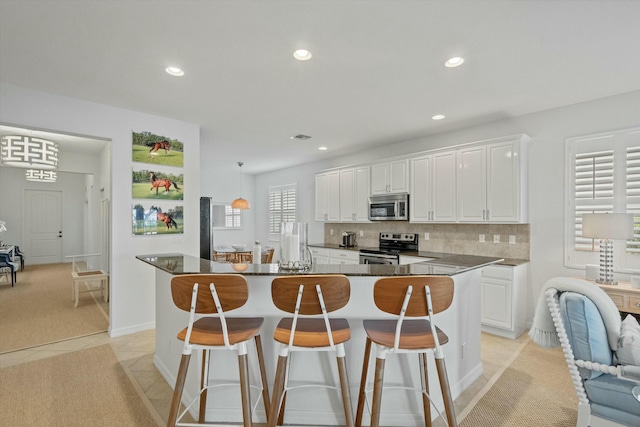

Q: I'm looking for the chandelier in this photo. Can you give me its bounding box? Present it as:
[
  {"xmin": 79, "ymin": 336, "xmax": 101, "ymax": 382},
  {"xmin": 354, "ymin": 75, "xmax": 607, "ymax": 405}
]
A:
[
  {"xmin": 1, "ymin": 135, "xmax": 59, "ymax": 169},
  {"xmin": 25, "ymin": 169, "xmax": 57, "ymax": 183}
]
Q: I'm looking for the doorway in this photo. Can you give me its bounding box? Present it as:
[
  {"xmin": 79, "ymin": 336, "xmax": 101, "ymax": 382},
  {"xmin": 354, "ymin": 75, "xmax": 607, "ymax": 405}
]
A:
[{"xmin": 24, "ymin": 189, "xmax": 63, "ymax": 264}]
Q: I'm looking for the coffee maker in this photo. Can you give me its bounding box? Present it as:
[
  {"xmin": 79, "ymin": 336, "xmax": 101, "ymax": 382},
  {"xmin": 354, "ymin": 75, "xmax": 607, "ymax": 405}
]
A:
[{"xmin": 341, "ymin": 231, "xmax": 357, "ymax": 247}]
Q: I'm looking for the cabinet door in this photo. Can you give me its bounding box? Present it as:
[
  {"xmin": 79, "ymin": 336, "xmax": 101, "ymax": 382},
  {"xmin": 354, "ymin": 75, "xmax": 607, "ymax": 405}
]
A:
[
  {"xmin": 326, "ymin": 170, "xmax": 340, "ymax": 221},
  {"xmin": 481, "ymin": 279, "xmax": 512, "ymax": 330},
  {"xmin": 410, "ymin": 156, "xmax": 432, "ymax": 222},
  {"xmin": 432, "ymin": 151, "xmax": 457, "ymax": 222},
  {"xmin": 389, "ymin": 159, "xmax": 409, "ymax": 193},
  {"xmin": 354, "ymin": 166, "xmax": 370, "ymax": 221},
  {"xmin": 487, "ymin": 141, "xmax": 519, "ymax": 222},
  {"xmin": 457, "ymin": 146, "xmax": 487, "ymax": 222},
  {"xmin": 370, "ymin": 163, "xmax": 389, "ymax": 195},
  {"xmin": 315, "ymin": 173, "xmax": 328, "ymax": 221},
  {"xmin": 339, "ymin": 168, "xmax": 356, "ymax": 222}
]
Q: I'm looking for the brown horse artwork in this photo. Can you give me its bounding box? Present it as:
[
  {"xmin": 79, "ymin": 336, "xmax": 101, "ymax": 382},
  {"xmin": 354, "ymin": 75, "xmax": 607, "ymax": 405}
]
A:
[
  {"xmin": 148, "ymin": 140, "xmax": 171, "ymax": 155},
  {"xmin": 151, "ymin": 207, "xmax": 178, "ymax": 230},
  {"xmin": 150, "ymin": 172, "xmax": 180, "ymax": 196}
]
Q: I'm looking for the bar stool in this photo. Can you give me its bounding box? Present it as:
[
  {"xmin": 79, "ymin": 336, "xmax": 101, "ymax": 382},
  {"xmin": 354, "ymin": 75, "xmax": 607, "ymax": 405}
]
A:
[
  {"xmin": 268, "ymin": 275, "xmax": 354, "ymax": 427},
  {"xmin": 355, "ymin": 276, "xmax": 458, "ymax": 427},
  {"xmin": 167, "ymin": 274, "xmax": 270, "ymax": 427}
]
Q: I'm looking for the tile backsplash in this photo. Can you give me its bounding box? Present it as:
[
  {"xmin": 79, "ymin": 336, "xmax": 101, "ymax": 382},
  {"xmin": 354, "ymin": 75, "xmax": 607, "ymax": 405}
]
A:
[{"xmin": 324, "ymin": 222, "xmax": 530, "ymax": 260}]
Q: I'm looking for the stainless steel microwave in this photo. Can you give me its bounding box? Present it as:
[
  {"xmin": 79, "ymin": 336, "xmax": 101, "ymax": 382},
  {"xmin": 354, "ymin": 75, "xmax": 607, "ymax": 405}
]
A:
[{"xmin": 368, "ymin": 193, "xmax": 409, "ymax": 220}]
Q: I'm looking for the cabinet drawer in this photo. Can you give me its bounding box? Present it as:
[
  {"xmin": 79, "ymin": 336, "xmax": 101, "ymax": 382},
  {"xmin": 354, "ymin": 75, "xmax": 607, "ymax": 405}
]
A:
[
  {"xmin": 482, "ymin": 266, "xmax": 512, "ymax": 281},
  {"xmin": 330, "ymin": 250, "xmax": 360, "ymax": 262},
  {"xmin": 629, "ymin": 296, "xmax": 640, "ymax": 312}
]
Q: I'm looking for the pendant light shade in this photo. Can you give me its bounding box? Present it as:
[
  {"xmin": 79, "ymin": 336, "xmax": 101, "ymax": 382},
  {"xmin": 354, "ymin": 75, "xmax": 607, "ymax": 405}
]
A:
[
  {"xmin": 231, "ymin": 161, "xmax": 250, "ymax": 210},
  {"xmin": 1, "ymin": 135, "xmax": 59, "ymax": 169},
  {"xmin": 26, "ymin": 169, "xmax": 57, "ymax": 182}
]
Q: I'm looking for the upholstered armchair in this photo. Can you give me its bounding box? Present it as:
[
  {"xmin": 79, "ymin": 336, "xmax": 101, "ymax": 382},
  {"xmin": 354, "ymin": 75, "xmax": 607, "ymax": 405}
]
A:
[{"xmin": 531, "ymin": 277, "xmax": 640, "ymax": 427}]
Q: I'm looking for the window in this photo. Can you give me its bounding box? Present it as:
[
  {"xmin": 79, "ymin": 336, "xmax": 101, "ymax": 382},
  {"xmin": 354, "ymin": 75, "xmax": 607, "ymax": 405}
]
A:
[
  {"xmin": 225, "ymin": 205, "xmax": 241, "ymax": 228},
  {"xmin": 565, "ymin": 127, "xmax": 640, "ymax": 271},
  {"xmin": 269, "ymin": 184, "xmax": 297, "ymax": 240}
]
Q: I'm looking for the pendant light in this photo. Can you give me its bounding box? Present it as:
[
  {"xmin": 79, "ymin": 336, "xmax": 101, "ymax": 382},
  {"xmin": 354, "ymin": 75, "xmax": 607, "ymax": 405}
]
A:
[{"xmin": 231, "ymin": 162, "xmax": 250, "ymax": 210}]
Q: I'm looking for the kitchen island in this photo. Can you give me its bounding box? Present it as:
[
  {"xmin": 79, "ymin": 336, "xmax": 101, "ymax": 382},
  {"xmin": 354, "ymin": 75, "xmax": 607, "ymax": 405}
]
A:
[{"xmin": 138, "ymin": 253, "xmax": 502, "ymax": 426}]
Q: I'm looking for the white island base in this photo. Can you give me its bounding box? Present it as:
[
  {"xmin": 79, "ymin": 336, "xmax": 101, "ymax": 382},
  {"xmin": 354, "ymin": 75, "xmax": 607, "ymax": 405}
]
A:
[{"xmin": 152, "ymin": 269, "xmax": 483, "ymax": 426}]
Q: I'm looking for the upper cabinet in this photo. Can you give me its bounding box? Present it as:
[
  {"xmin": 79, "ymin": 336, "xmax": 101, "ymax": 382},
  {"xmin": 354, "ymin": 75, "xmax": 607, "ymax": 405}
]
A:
[
  {"xmin": 410, "ymin": 151, "xmax": 457, "ymax": 223},
  {"xmin": 457, "ymin": 135, "xmax": 529, "ymax": 223},
  {"xmin": 370, "ymin": 159, "xmax": 409, "ymax": 195},
  {"xmin": 339, "ymin": 166, "xmax": 370, "ymax": 222},
  {"xmin": 315, "ymin": 170, "xmax": 340, "ymax": 222}
]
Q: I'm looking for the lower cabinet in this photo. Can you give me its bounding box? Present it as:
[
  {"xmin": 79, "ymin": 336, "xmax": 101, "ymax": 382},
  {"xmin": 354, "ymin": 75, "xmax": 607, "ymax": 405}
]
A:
[
  {"xmin": 481, "ymin": 263, "xmax": 528, "ymax": 339},
  {"xmin": 310, "ymin": 247, "xmax": 360, "ymax": 265}
]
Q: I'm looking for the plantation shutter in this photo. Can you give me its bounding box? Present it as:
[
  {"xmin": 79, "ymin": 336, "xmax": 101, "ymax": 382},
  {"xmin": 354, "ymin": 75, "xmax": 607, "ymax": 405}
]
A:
[
  {"xmin": 225, "ymin": 205, "xmax": 241, "ymax": 228},
  {"xmin": 626, "ymin": 146, "xmax": 640, "ymax": 256},
  {"xmin": 269, "ymin": 184, "xmax": 297, "ymax": 238},
  {"xmin": 573, "ymin": 150, "xmax": 614, "ymax": 252}
]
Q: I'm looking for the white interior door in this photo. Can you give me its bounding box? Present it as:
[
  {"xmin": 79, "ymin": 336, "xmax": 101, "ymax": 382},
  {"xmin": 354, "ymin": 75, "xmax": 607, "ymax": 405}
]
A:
[{"xmin": 25, "ymin": 189, "xmax": 63, "ymax": 264}]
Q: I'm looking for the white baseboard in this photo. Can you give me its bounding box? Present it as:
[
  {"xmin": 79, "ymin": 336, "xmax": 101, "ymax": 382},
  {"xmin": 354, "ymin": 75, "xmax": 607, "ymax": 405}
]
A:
[{"xmin": 109, "ymin": 321, "xmax": 155, "ymax": 338}]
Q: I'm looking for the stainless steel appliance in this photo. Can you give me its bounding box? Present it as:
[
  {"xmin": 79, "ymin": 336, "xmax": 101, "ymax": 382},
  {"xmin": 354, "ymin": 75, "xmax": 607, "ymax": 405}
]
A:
[
  {"xmin": 368, "ymin": 193, "xmax": 409, "ymax": 221},
  {"xmin": 359, "ymin": 232, "xmax": 418, "ymax": 264},
  {"xmin": 341, "ymin": 231, "xmax": 357, "ymax": 247}
]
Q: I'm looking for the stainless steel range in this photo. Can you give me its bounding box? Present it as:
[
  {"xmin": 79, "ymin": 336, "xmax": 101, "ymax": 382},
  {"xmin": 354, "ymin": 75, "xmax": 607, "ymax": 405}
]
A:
[{"xmin": 359, "ymin": 233, "xmax": 418, "ymax": 265}]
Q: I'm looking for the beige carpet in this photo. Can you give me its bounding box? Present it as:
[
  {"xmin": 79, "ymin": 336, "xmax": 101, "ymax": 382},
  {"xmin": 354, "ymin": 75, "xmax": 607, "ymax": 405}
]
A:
[
  {"xmin": 0, "ymin": 344, "xmax": 160, "ymax": 426},
  {"xmin": 460, "ymin": 340, "xmax": 578, "ymax": 426},
  {"xmin": 0, "ymin": 263, "xmax": 109, "ymax": 353}
]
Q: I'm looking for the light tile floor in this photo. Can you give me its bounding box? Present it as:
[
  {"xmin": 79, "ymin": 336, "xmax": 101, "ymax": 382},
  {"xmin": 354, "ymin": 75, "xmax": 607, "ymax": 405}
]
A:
[{"xmin": 0, "ymin": 328, "xmax": 529, "ymax": 426}]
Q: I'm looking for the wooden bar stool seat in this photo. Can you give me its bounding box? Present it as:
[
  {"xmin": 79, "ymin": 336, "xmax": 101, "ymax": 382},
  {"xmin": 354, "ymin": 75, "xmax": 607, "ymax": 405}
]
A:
[
  {"xmin": 167, "ymin": 274, "xmax": 270, "ymax": 427},
  {"xmin": 268, "ymin": 274, "xmax": 355, "ymax": 427},
  {"xmin": 355, "ymin": 276, "xmax": 458, "ymax": 427}
]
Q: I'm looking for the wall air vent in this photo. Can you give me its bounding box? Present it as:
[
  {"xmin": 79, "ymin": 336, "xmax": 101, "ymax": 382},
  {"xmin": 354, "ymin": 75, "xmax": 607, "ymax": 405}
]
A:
[{"xmin": 290, "ymin": 134, "xmax": 312, "ymax": 140}]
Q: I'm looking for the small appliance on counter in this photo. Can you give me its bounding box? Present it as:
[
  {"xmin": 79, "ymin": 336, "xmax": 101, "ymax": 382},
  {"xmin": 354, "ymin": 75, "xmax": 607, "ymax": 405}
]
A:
[{"xmin": 341, "ymin": 231, "xmax": 357, "ymax": 247}]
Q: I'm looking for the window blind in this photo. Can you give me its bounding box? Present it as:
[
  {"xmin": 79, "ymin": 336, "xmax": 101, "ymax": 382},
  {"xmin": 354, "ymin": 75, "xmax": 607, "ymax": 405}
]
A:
[{"xmin": 269, "ymin": 184, "xmax": 297, "ymax": 237}]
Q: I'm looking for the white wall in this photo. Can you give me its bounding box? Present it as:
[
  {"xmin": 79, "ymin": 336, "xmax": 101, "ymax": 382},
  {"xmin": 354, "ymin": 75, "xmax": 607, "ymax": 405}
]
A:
[
  {"xmin": 0, "ymin": 82, "xmax": 200, "ymax": 336},
  {"xmin": 252, "ymin": 90, "xmax": 640, "ymax": 323}
]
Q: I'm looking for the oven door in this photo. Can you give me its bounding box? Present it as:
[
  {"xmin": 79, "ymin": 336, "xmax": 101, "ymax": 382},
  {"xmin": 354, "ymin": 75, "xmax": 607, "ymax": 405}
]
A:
[{"xmin": 359, "ymin": 253, "xmax": 398, "ymax": 265}]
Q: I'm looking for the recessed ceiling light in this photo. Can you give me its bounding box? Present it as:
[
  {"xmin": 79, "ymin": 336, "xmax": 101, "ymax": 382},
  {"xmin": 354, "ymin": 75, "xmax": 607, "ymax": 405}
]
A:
[
  {"xmin": 293, "ymin": 49, "xmax": 312, "ymax": 61},
  {"xmin": 432, "ymin": 114, "xmax": 446, "ymax": 120},
  {"xmin": 318, "ymin": 146, "xmax": 328, "ymax": 151},
  {"xmin": 445, "ymin": 57, "xmax": 464, "ymax": 68},
  {"xmin": 165, "ymin": 66, "xmax": 184, "ymax": 76},
  {"xmin": 290, "ymin": 134, "xmax": 311, "ymax": 140}
]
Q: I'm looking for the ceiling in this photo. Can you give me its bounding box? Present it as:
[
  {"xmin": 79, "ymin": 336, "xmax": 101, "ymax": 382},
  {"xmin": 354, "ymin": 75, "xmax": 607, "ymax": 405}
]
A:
[{"xmin": 1, "ymin": 1, "xmax": 640, "ymax": 174}]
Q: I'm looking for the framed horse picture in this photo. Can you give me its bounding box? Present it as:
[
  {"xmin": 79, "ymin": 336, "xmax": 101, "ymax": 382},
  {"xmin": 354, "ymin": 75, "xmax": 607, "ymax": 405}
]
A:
[
  {"xmin": 132, "ymin": 166, "xmax": 183, "ymax": 200},
  {"xmin": 132, "ymin": 202, "xmax": 184, "ymax": 235},
  {"xmin": 132, "ymin": 130, "xmax": 184, "ymax": 167}
]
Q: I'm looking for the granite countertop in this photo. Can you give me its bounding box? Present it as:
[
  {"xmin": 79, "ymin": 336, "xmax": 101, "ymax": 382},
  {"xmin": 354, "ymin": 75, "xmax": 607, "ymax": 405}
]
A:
[
  {"xmin": 136, "ymin": 252, "xmax": 503, "ymax": 277},
  {"xmin": 308, "ymin": 243, "xmax": 528, "ymax": 266}
]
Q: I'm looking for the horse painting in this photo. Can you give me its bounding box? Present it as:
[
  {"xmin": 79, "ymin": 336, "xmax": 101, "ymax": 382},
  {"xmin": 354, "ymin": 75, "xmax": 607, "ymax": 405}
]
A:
[
  {"xmin": 150, "ymin": 172, "xmax": 180, "ymax": 196},
  {"xmin": 157, "ymin": 211, "xmax": 178, "ymax": 230},
  {"xmin": 148, "ymin": 140, "xmax": 171, "ymax": 155}
]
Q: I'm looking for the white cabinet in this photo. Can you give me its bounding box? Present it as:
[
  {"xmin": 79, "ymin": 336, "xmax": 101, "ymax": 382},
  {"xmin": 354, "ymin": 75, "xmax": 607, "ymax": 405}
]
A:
[
  {"xmin": 457, "ymin": 135, "xmax": 528, "ymax": 223},
  {"xmin": 310, "ymin": 247, "xmax": 330, "ymax": 264},
  {"xmin": 481, "ymin": 263, "xmax": 528, "ymax": 339},
  {"xmin": 410, "ymin": 151, "xmax": 457, "ymax": 223},
  {"xmin": 340, "ymin": 166, "xmax": 370, "ymax": 222},
  {"xmin": 315, "ymin": 170, "xmax": 340, "ymax": 222},
  {"xmin": 310, "ymin": 247, "xmax": 359, "ymax": 264},
  {"xmin": 329, "ymin": 249, "xmax": 360, "ymax": 264},
  {"xmin": 371, "ymin": 159, "xmax": 409, "ymax": 195}
]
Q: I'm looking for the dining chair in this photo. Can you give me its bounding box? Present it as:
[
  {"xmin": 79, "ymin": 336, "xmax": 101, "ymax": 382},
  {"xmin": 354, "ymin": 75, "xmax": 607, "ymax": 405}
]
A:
[{"xmin": 0, "ymin": 253, "xmax": 18, "ymax": 286}]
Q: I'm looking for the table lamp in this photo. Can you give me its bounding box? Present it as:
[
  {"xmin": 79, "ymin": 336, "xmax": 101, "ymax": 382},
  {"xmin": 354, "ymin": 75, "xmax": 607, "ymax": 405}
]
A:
[{"xmin": 582, "ymin": 213, "xmax": 634, "ymax": 285}]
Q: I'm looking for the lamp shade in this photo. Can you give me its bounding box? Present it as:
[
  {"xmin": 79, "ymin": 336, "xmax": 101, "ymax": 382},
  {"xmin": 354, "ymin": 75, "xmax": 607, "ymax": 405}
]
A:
[
  {"xmin": 26, "ymin": 169, "xmax": 57, "ymax": 182},
  {"xmin": 582, "ymin": 213, "xmax": 634, "ymax": 240},
  {"xmin": 1, "ymin": 136, "xmax": 59, "ymax": 169},
  {"xmin": 231, "ymin": 197, "xmax": 250, "ymax": 210}
]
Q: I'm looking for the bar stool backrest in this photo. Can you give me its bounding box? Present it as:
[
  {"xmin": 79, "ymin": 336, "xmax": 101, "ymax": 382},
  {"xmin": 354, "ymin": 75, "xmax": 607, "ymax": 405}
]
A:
[
  {"xmin": 272, "ymin": 274, "xmax": 350, "ymax": 314},
  {"xmin": 171, "ymin": 274, "xmax": 248, "ymax": 314},
  {"xmin": 373, "ymin": 276, "xmax": 454, "ymax": 316}
]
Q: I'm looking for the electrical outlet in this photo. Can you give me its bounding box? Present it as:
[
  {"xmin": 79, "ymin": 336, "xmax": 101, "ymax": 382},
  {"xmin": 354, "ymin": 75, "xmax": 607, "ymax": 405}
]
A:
[
  {"xmin": 424, "ymin": 232, "xmax": 430, "ymax": 240},
  {"xmin": 359, "ymin": 230, "xmax": 364, "ymax": 237},
  {"xmin": 509, "ymin": 235, "xmax": 516, "ymax": 244},
  {"xmin": 330, "ymin": 229, "xmax": 334, "ymax": 235},
  {"xmin": 479, "ymin": 234, "xmax": 485, "ymax": 243},
  {"xmin": 493, "ymin": 234, "xmax": 500, "ymax": 243}
]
